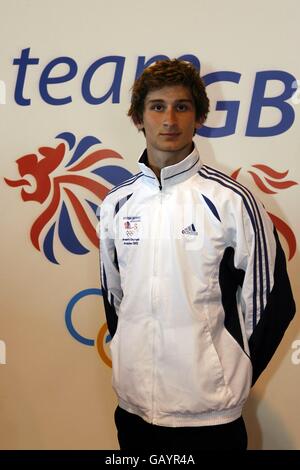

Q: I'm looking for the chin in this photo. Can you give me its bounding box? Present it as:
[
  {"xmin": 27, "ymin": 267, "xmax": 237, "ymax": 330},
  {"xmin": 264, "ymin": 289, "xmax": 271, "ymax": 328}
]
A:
[{"xmin": 161, "ymin": 142, "xmax": 189, "ymax": 152}]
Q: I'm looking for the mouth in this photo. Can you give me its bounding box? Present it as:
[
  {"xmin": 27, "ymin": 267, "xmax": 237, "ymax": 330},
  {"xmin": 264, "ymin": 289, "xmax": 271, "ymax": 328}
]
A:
[
  {"xmin": 4, "ymin": 174, "xmax": 37, "ymax": 194},
  {"xmin": 160, "ymin": 132, "xmax": 181, "ymax": 138}
]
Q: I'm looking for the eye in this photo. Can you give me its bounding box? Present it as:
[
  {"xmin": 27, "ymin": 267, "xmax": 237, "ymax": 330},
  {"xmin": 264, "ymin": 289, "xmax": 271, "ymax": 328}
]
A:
[
  {"xmin": 150, "ymin": 104, "xmax": 164, "ymax": 111},
  {"xmin": 176, "ymin": 103, "xmax": 188, "ymax": 111}
]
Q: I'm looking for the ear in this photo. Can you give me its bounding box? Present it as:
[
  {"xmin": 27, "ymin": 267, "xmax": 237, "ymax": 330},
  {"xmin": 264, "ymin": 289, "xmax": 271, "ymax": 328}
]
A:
[
  {"xmin": 195, "ymin": 116, "xmax": 205, "ymax": 130},
  {"xmin": 136, "ymin": 121, "xmax": 144, "ymax": 131}
]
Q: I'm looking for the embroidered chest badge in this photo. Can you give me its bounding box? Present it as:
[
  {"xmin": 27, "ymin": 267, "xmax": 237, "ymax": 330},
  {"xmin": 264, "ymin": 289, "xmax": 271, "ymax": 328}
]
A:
[{"xmin": 122, "ymin": 216, "xmax": 141, "ymax": 245}]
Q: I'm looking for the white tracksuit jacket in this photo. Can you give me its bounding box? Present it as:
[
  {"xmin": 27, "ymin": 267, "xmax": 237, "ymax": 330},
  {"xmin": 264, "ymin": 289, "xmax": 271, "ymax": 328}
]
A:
[{"xmin": 100, "ymin": 144, "xmax": 295, "ymax": 427}]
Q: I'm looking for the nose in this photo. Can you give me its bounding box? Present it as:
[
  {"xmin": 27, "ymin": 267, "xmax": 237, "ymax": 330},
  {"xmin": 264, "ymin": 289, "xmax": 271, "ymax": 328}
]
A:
[{"xmin": 163, "ymin": 106, "xmax": 177, "ymax": 128}]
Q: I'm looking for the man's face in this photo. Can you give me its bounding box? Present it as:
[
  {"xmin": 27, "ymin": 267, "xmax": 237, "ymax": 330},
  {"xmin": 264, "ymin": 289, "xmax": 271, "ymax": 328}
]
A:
[{"xmin": 137, "ymin": 85, "xmax": 202, "ymax": 160}]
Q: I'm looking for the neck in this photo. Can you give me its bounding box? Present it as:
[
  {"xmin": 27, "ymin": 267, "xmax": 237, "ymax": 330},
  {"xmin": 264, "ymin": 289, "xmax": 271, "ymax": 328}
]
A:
[{"xmin": 147, "ymin": 143, "xmax": 194, "ymax": 179}]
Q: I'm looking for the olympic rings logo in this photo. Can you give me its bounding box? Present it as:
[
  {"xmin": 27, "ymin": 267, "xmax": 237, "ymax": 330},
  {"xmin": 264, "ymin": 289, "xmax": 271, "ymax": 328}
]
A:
[{"xmin": 65, "ymin": 288, "xmax": 112, "ymax": 368}]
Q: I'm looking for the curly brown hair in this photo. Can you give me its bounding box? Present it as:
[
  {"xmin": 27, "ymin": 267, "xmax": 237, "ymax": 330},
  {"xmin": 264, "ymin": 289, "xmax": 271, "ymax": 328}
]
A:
[{"xmin": 128, "ymin": 59, "xmax": 209, "ymax": 125}]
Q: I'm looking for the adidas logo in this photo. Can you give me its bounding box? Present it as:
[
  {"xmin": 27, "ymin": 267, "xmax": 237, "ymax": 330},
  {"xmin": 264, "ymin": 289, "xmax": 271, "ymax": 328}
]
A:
[{"xmin": 182, "ymin": 223, "xmax": 198, "ymax": 236}]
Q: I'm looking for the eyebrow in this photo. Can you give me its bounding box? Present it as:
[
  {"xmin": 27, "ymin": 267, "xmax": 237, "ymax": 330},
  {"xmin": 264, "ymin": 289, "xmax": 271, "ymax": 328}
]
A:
[{"xmin": 146, "ymin": 99, "xmax": 194, "ymax": 104}]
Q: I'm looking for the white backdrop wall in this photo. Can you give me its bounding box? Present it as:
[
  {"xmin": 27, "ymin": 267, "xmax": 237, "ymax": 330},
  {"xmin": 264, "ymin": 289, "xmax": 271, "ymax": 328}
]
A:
[{"xmin": 0, "ymin": 0, "xmax": 299, "ymax": 449}]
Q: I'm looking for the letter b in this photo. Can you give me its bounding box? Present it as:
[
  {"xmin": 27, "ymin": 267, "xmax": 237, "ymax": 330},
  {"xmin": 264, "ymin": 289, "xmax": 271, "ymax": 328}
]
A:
[{"xmin": 246, "ymin": 71, "xmax": 296, "ymax": 136}]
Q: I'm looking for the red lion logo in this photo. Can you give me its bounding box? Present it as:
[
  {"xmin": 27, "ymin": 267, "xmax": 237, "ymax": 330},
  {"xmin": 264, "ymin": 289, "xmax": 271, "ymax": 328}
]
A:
[
  {"xmin": 231, "ymin": 164, "xmax": 297, "ymax": 260},
  {"xmin": 4, "ymin": 132, "xmax": 132, "ymax": 263}
]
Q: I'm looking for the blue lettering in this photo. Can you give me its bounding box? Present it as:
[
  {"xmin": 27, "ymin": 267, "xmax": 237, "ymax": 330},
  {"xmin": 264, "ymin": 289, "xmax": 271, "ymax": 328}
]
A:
[
  {"xmin": 11, "ymin": 50, "xmax": 297, "ymax": 140},
  {"xmin": 82, "ymin": 55, "xmax": 125, "ymax": 105},
  {"xmin": 39, "ymin": 57, "xmax": 78, "ymax": 105},
  {"xmin": 178, "ymin": 54, "xmax": 200, "ymax": 71},
  {"xmin": 198, "ymin": 71, "xmax": 241, "ymax": 137},
  {"xmin": 13, "ymin": 47, "xmax": 39, "ymax": 106},
  {"xmin": 246, "ymin": 70, "xmax": 296, "ymax": 136},
  {"xmin": 135, "ymin": 55, "xmax": 169, "ymax": 80},
  {"xmin": 135, "ymin": 54, "xmax": 200, "ymax": 80}
]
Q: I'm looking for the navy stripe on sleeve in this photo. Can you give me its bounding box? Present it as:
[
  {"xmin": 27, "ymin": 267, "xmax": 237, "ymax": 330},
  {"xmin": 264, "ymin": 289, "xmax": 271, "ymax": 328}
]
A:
[{"xmin": 199, "ymin": 166, "xmax": 271, "ymax": 331}]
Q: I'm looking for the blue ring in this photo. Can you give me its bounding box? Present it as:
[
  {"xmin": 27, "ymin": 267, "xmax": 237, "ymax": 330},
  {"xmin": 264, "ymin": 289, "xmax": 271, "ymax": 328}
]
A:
[{"xmin": 65, "ymin": 288, "xmax": 102, "ymax": 346}]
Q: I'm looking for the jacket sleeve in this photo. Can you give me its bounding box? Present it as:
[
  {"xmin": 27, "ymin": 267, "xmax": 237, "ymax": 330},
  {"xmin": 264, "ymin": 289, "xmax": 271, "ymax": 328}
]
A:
[
  {"xmin": 234, "ymin": 197, "xmax": 296, "ymax": 386},
  {"xmin": 99, "ymin": 198, "xmax": 122, "ymax": 338}
]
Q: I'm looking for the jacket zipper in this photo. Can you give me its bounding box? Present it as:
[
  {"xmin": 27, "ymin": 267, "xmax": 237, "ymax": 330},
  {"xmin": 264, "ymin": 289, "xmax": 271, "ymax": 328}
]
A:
[{"xmin": 151, "ymin": 183, "xmax": 162, "ymax": 423}]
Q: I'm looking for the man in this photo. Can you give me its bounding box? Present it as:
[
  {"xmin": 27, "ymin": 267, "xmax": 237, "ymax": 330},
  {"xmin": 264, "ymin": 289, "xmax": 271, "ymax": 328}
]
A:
[{"xmin": 100, "ymin": 59, "xmax": 295, "ymax": 450}]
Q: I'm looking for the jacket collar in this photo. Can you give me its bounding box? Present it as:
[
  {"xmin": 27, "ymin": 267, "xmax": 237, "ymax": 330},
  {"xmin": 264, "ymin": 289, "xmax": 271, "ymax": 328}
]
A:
[{"xmin": 137, "ymin": 143, "xmax": 203, "ymax": 189}]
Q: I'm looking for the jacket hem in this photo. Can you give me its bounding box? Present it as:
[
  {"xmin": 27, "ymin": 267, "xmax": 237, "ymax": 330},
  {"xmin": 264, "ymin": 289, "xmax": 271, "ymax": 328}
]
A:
[{"xmin": 118, "ymin": 398, "xmax": 244, "ymax": 427}]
